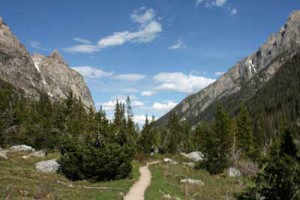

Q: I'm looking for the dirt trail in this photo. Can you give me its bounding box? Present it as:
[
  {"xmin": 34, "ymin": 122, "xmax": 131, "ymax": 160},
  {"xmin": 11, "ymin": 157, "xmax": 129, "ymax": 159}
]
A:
[{"xmin": 124, "ymin": 161, "xmax": 160, "ymax": 200}]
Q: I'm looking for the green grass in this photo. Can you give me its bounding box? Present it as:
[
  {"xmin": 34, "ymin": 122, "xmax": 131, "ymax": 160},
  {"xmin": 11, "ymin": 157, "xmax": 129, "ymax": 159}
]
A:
[
  {"xmin": 0, "ymin": 151, "xmax": 140, "ymax": 200},
  {"xmin": 145, "ymin": 156, "xmax": 247, "ymax": 200}
]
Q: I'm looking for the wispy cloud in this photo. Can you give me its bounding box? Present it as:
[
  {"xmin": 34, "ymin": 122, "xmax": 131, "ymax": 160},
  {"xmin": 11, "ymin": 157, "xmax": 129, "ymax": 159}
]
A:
[
  {"xmin": 152, "ymin": 101, "xmax": 177, "ymax": 111},
  {"xmin": 195, "ymin": 0, "xmax": 227, "ymax": 7},
  {"xmin": 72, "ymin": 66, "xmax": 113, "ymax": 78},
  {"xmin": 133, "ymin": 115, "xmax": 147, "ymax": 125},
  {"xmin": 64, "ymin": 45, "xmax": 100, "ymax": 53},
  {"xmin": 153, "ymin": 72, "xmax": 215, "ymax": 94},
  {"xmin": 215, "ymin": 71, "xmax": 225, "ymax": 76},
  {"xmin": 141, "ymin": 91, "xmax": 155, "ymax": 96},
  {"xmin": 73, "ymin": 37, "xmax": 92, "ymax": 44},
  {"xmin": 169, "ymin": 38, "xmax": 186, "ymax": 50},
  {"xmin": 99, "ymin": 98, "xmax": 144, "ymax": 111},
  {"xmin": 29, "ymin": 40, "xmax": 48, "ymax": 51},
  {"xmin": 228, "ymin": 7, "xmax": 238, "ymax": 15},
  {"xmin": 64, "ymin": 8, "xmax": 162, "ymax": 53},
  {"xmin": 113, "ymin": 74, "xmax": 146, "ymax": 81}
]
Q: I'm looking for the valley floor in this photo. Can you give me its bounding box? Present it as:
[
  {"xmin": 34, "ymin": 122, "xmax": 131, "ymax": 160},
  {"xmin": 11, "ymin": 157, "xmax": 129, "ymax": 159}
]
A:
[
  {"xmin": 145, "ymin": 155, "xmax": 247, "ymax": 200},
  {"xmin": 0, "ymin": 153, "xmax": 248, "ymax": 200},
  {"xmin": 0, "ymin": 152, "xmax": 140, "ymax": 200}
]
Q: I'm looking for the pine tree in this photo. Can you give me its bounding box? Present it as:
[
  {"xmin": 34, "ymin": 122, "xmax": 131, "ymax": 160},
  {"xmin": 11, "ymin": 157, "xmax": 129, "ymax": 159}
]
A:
[
  {"xmin": 237, "ymin": 105, "xmax": 254, "ymax": 157},
  {"xmin": 204, "ymin": 105, "xmax": 231, "ymax": 174},
  {"xmin": 238, "ymin": 125, "xmax": 300, "ymax": 200},
  {"xmin": 165, "ymin": 113, "xmax": 183, "ymax": 153}
]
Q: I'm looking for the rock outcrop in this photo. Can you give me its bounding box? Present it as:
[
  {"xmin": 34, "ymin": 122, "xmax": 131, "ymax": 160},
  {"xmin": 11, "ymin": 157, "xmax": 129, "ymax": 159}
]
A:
[
  {"xmin": 0, "ymin": 17, "xmax": 95, "ymax": 109},
  {"xmin": 181, "ymin": 151, "xmax": 204, "ymax": 162},
  {"xmin": 32, "ymin": 51, "xmax": 95, "ymax": 109},
  {"xmin": 10, "ymin": 145, "xmax": 35, "ymax": 152},
  {"xmin": 156, "ymin": 10, "xmax": 300, "ymax": 128},
  {"xmin": 0, "ymin": 17, "xmax": 44, "ymax": 98},
  {"xmin": 36, "ymin": 159, "xmax": 60, "ymax": 173}
]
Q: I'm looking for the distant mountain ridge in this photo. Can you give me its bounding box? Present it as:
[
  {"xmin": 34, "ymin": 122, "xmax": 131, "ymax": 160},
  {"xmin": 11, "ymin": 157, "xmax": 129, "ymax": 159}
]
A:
[
  {"xmin": 0, "ymin": 17, "xmax": 95, "ymax": 110},
  {"xmin": 156, "ymin": 10, "xmax": 300, "ymax": 128}
]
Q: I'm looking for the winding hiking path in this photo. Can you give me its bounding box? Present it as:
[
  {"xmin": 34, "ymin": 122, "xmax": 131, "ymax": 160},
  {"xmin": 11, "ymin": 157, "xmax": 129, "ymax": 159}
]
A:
[{"xmin": 124, "ymin": 161, "xmax": 160, "ymax": 200}]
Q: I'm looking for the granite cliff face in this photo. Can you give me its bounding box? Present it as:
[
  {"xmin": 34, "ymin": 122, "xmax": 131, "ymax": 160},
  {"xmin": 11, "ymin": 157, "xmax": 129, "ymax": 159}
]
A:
[
  {"xmin": 0, "ymin": 17, "xmax": 44, "ymax": 97},
  {"xmin": 32, "ymin": 52, "xmax": 95, "ymax": 109},
  {"xmin": 157, "ymin": 10, "xmax": 300, "ymax": 128},
  {"xmin": 0, "ymin": 17, "xmax": 95, "ymax": 110}
]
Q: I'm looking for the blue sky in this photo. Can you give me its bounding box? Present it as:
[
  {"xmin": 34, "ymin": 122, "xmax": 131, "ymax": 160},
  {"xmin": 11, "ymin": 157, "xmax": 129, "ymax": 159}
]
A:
[{"xmin": 1, "ymin": 0, "xmax": 299, "ymax": 124}]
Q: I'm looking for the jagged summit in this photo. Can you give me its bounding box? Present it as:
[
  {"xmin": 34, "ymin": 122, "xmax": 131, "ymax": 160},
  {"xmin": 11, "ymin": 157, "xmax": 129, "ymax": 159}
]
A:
[
  {"xmin": 156, "ymin": 10, "xmax": 300, "ymax": 128},
  {"xmin": 48, "ymin": 50, "xmax": 66, "ymax": 64}
]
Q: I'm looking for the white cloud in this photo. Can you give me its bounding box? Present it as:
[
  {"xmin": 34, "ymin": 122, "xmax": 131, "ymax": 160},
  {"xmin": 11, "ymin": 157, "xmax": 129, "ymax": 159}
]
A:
[
  {"xmin": 215, "ymin": 71, "xmax": 225, "ymax": 76},
  {"xmin": 63, "ymin": 45, "xmax": 100, "ymax": 53},
  {"xmin": 141, "ymin": 91, "xmax": 155, "ymax": 96},
  {"xmin": 98, "ymin": 20, "xmax": 162, "ymax": 48},
  {"xmin": 101, "ymin": 100, "xmax": 117, "ymax": 111},
  {"xmin": 73, "ymin": 37, "xmax": 92, "ymax": 44},
  {"xmin": 131, "ymin": 8, "xmax": 155, "ymax": 25},
  {"xmin": 229, "ymin": 8, "xmax": 238, "ymax": 15},
  {"xmin": 73, "ymin": 66, "xmax": 113, "ymax": 78},
  {"xmin": 214, "ymin": 0, "xmax": 227, "ymax": 7},
  {"xmin": 133, "ymin": 115, "xmax": 147, "ymax": 125},
  {"xmin": 100, "ymin": 99, "xmax": 144, "ymax": 112},
  {"xmin": 152, "ymin": 101, "xmax": 177, "ymax": 111},
  {"xmin": 153, "ymin": 72, "xmax": 215, "ymax": 94},
  {"xmin": 195, "ymin": 0, "xmax": 227, "ymax": 7},
  {"xmin": 113, "ymin": 74, "xmax": 146, "ymax": 81},
  {"xmin": 169, "ymin": 39, "xmax": 186, "ymax": 50},
  {"xmin": 132, "ymin": 100, "xmax": 145, "ymax": 107},
  {"xmin": 29, "ymin": 40, "xmax": 48, "ymax": 51},
  {"xmin": 65, "ymin": 8, "xmax": 162, "ymax": 53}
]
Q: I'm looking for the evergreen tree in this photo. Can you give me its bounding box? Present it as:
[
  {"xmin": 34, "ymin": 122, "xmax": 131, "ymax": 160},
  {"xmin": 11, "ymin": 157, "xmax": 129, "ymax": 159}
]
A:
[
  {"xmin": 165, "ymin": 113, "xmax": 184, "ymax": 153},
  {"xmin": 203, "ymin": 105, "xmax": 231, "ymax": 174},
  {"xmin": 238, "ymin": 125, "xmax": 300, "ymax": 200},
  {"xmin": 137, "ymin": 115, "xmax": 155, "ymax": 154},
  {"xmin": 237, "ymin": 105, "xmax": 254, "ymax": 157}
]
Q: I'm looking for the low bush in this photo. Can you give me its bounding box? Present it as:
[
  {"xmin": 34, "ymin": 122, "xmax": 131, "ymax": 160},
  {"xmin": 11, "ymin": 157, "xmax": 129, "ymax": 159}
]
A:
[{"xmin": 59, "ymin": 137, "xmax": 134, "ymax": 181}]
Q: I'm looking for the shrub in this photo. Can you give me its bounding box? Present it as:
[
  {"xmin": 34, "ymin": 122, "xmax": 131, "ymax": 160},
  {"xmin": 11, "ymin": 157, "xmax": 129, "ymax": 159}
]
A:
[{"xmin": 59, "ymin": 137, "xmax": 134, "ymax": 181}]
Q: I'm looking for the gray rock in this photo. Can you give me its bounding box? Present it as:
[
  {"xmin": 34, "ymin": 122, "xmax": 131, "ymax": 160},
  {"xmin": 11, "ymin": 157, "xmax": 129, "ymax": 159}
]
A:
[
  {"xmin": 32, "ymin": 53, "xmax": 95, "ymax": 110},
  {"xmin": 36, "ymin": 159, "xmax": 60, "ymax": 173},
  {"xmin": 10, "ymin": 145, "xmax": 35, "ymax": 152},
  {"xmin": 181, "ymin": 151, "xmax": 204, "ymax": 162},
  {"xmin": 0, "ymin": 149, "xmax": 8, "ymax": 159},
  {"xmin": 180, "ymin": 178, "xmax": 204, "ymax": 186},
  {"xmin": 0, "ymin": 18, "xmax": 95, "ymax": 110},
  {"xmin": 227, "ymin": 167, "xmax": 241, "ymax": 177},
  {"xmin": 163, "ymin": 158, "xmax": 178, "ymax": 165},
  {"xmin": 156, "ymin": 10, "xmax": 300, "ymax": 128}
]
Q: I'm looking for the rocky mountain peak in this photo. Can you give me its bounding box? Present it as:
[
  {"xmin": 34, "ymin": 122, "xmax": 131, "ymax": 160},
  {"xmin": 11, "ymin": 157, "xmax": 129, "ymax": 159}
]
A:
[
  {"xmin": 0, "ymin": 17, "xmax": 95, "ymax": 110},
  {"xmin": 48, "ymin": 50, "xmax": 65, "ymax": 64},
  {"xmin": 287, "ymin": 10, "xmax": 300, "ymax": 24}
]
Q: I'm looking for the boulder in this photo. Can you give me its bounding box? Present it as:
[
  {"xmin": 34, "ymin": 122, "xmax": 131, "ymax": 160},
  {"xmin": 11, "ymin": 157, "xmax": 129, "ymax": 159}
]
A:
[
  {"xmin": 181, "ymin": 151, "xmax": 204, "ymax": 162},
  {"xmin": 180, "ymin": 178, "xmax": 204, "ymax": 186},
  {"xmin": 163, "ymin": 158, "xmax": 178, "ymax": 165},
  {"xmin": 182, "ymin": 162, "xmax": 195, "ymax": 168},
  {"xmin": 227, "ymin": 167, "xmax": 241, "ymax": 177},
  {"xmin": 36, "ymin": 159, "xmax": 60, "ymax": 173},
  {"xmin": 0, "ymin": 149, "xmax": 8, "ymax": 159},
  {"xmin": 10, "ymin": 145, "xmax": 35, "ymax": 152}
]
